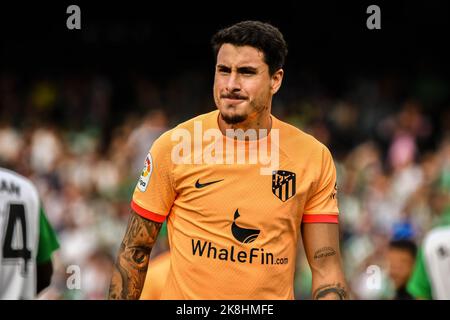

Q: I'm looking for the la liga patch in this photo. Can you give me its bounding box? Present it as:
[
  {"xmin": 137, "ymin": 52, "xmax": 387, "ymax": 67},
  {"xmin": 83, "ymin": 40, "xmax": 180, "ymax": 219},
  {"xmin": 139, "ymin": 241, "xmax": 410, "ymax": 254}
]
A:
[{"xmin": 137, "ymin": 152, "xmax": 153, "ymax": 192}]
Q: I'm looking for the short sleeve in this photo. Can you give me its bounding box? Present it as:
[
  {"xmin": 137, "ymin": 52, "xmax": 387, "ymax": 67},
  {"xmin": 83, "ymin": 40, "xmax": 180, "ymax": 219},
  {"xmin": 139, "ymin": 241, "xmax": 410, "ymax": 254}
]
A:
[
  {"xmin": 407, "ymin": 248, "xmax": 433, "ymax": 300},
  {"xmin": 36, "ymin": 206, "xmax": 60, "ymax": 264},
  {"xmin": 131, "ymin": 132, "xmax": 177, "ymax": 223},
  {"xmin": 302, "ymin": 145, "xmax": 339, "ymax": 224}
]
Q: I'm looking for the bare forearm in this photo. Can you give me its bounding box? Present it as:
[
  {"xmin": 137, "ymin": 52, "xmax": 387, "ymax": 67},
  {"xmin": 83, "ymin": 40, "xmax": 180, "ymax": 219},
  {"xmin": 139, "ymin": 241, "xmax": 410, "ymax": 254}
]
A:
[
  {"xmin": 310, "ymin": 246, "xmax": 348, "ymax": 300},
  {"xmin": 108, "ymin": 211, "xmax": 162, "ymax": 299},
  {"xmin": 302, "ymin": 223, "xmax": 350, "ymax": 300}
]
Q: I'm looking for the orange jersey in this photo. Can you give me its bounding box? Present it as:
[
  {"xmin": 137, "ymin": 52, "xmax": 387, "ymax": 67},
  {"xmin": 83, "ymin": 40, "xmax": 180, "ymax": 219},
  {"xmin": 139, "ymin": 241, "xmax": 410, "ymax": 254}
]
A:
[
  {"xmin": 131, "ymin": 110, "xmax": 339, "ymax": 299},
  {"xmin": 140, "ymin": 251, "xmax": 171, "ymax": 300}
]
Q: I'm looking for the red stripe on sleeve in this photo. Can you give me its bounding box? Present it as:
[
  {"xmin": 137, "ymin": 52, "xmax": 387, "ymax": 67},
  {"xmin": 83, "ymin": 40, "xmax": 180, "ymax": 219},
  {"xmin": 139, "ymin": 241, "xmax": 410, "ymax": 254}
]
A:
[
  {"xmin": 131, "ymin": 200, "xmax": 167, "ymax": 223},
  {"xmin": 302, "ymin": 214, "xmax": 339, "ymax": 224}
]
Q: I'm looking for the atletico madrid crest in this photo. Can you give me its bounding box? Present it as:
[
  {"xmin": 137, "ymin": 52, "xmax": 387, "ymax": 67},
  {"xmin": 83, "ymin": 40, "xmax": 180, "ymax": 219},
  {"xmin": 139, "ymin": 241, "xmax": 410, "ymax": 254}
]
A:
[{"xmin": 272, "ymin": 170, "xmax": 296, "ymax": 202}]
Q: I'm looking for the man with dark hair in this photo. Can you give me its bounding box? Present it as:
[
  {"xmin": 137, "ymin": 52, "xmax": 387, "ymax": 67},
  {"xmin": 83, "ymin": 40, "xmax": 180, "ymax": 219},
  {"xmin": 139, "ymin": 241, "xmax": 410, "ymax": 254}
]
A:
[
  {"xmin": 386, "ymin": 239, "xmax": 417, "ymax": 300},
  {"xmin": 211, "ymin": 20, "xmax": 288, "ymax": 76},
  {"xmin": 109, "ymin": 21, "xmax": 348, "ymax": 300}
]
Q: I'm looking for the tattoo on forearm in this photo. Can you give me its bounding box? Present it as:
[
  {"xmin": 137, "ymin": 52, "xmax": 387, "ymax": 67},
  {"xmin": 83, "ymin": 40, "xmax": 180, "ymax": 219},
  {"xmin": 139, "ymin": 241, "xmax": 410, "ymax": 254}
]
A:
[
  {"xmin": 313, "ymin": 247, "xmax": 336, "ymax": 260},
  {"xmin": 108, "ymin": 211, "xmax": 162, "ymax": 299},
  {"xmin": 313, "ymin": 283, "xmax": 347, "ymax": 300}
]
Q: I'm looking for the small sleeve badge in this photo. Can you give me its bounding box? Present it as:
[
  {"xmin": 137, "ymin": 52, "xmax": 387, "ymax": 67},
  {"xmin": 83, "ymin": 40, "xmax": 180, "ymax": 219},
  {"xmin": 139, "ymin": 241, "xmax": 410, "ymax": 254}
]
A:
[{"xmin": 137, "ymin": 152, "xmax": 153, "ymax": 192}]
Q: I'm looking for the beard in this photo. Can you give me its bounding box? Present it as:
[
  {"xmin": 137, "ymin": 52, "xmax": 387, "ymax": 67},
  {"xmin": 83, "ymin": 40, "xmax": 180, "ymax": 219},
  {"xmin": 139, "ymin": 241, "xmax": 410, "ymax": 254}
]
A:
[{"xmin": 221, "ymin": 111, "xmax": 248, "ymax": 124}]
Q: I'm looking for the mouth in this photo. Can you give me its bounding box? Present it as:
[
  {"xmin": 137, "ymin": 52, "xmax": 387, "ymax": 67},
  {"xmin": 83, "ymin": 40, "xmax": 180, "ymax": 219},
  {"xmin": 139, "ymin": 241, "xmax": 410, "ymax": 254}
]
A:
[{"xmin": 221, "ymin": 97, "xmax": 247, "ymax": 104}]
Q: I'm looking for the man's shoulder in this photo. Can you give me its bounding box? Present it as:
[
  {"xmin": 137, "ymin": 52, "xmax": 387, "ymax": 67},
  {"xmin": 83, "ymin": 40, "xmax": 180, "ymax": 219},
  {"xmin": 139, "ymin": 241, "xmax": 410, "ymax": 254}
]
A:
[
  {"xmin": 0, "ymin": 167, "xmax": 40, "ymax": 202},
  {"xmin": 424, "ymin": 225, "xmax": 450, "ymax": 246},
  {"xmin": 276, "ymin": 117, "xmax": 327, "ymax": 154}
]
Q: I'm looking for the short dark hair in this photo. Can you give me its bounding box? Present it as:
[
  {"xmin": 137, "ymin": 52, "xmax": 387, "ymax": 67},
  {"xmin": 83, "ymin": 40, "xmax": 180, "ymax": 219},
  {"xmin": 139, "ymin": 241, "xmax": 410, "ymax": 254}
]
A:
[
  {"xmin": 389, "ymin": 239, "xmax": 418, "ymax": 258},
  {"xmin": 211, "ymin": 20, "xmax": 288, "ymax": 75}
]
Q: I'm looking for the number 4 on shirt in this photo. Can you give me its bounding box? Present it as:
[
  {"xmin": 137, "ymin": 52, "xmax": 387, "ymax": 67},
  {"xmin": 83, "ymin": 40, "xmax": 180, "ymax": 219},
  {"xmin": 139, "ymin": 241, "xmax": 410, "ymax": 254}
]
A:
[{"xmin": 2, "ymin": 203, "xmax": 31, "ymax": 274}]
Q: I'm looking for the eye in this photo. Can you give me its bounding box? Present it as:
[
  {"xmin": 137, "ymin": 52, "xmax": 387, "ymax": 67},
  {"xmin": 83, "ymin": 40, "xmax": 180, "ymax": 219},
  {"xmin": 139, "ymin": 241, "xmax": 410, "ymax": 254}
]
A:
[
  {"xmin": 217, "ymin": 66, "xmax": 230, "ymax": 74},
  {"xmin": 238, "ymin": 68, "xmax": 257, "ymax": 76}
]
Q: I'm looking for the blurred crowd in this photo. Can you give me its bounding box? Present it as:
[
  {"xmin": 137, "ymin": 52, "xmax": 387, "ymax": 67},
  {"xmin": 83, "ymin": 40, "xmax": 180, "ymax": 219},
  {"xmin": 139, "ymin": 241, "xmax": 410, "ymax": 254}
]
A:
[{"xmin": 1, "ymin": 71, "xmax": 449, "ymax": 299}]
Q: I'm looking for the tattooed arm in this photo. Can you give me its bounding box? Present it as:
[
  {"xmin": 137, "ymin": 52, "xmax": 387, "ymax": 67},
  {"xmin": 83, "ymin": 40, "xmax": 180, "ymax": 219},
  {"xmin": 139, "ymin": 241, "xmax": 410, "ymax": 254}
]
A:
[
  {"xmin": 301, "ymin": 223, "xmax": 349, "ymax": 300},
  {"xmin": 108, "ymin": 209, "xmax": 162, "ymax": 300}
]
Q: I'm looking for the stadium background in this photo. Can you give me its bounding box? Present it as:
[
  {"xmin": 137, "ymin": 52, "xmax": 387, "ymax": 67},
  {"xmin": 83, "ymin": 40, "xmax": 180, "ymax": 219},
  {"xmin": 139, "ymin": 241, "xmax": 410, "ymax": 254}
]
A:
[{"xmin": 1, "ymin": 1, "xmax": 450, "ymax": 299}]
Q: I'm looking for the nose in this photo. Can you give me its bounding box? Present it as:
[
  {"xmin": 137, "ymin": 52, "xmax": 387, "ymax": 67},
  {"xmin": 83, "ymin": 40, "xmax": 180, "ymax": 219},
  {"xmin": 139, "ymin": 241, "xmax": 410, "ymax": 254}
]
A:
[{"xmin": 226, "ymin": 71, "xmax": 241, "ymax": 92}]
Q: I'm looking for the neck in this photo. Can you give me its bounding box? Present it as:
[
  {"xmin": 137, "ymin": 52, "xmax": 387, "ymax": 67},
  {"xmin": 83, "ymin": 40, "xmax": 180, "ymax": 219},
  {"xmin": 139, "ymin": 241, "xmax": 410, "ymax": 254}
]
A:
[{"xmin": 218, "ymin": 108, "xmax": 272, "ymax": 140}]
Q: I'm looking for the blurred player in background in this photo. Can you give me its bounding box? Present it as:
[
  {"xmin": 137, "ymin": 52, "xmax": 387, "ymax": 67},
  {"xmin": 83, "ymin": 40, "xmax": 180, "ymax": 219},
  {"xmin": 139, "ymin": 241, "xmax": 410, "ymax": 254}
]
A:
[
  {"xmin": 109, "ymin": 20, "xmax": 348, "ymax": 300},
  {"xmin": 0, "ymin": 167, "xmax": 59, "ymax": 299},
  {"xmin": 407, "ymin": 183, "xmax": 450, "ymax": 300},
  {"xmin": 386, "ymin": 239, "xmax": 417, "ymax": 300}
]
